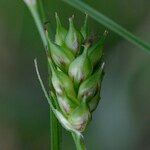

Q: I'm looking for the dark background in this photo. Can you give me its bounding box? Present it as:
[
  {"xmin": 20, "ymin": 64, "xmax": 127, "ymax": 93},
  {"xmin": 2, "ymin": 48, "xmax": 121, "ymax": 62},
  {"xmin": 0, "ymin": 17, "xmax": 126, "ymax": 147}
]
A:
[{"xmin": 0, "ymin": 0, "xmax": 150, "ymax": 149}]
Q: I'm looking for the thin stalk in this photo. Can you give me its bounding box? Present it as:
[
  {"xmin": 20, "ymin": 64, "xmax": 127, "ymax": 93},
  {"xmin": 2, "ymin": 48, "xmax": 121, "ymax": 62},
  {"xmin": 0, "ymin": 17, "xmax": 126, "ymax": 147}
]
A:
[
  {"xmin": 50, "ymin": 108, "xmax": 61, "ymax": 150},
  {"xmin": 62, "ymin": 0, "xmax": 150, "ymax": 53},
  {"xmin": 37, "ymin": 0, "xmax": 47, "ymax": 22},
  {"xmin": 24, "ymin": 1, "xmax": 61, "ymax": 150},
  {"xmin": 35, "ymin": 59, "xmax": 61, "ymax": 149},
  {"xmin": 37, "ymin": 0, "xmax": 52, "ymax": 37},
  {"xmin": 48, "ymin": 59, "xmax": 61, "ymax": 150},
  {"xmin": 23, "ymin": 0, "xmax": 47, "ymax": 49},
  {"xmin": 72, "ymin": 133, "xmax": 86, "ymax": 150}
]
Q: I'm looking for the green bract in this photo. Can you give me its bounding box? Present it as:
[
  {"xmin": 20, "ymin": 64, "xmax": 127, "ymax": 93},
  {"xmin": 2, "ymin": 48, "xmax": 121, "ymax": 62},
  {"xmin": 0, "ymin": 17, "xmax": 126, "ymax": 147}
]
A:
[{"xmin": 47, "ymin": 14, "xmax": 106, "ymax": 132}]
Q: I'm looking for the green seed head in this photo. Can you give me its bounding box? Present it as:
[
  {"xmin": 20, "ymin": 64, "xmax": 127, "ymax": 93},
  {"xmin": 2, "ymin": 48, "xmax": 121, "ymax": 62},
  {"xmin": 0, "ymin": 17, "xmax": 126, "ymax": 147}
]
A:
[{"xmin": 47, "ymin": 14, "xmax": 106, "ymax": 132}]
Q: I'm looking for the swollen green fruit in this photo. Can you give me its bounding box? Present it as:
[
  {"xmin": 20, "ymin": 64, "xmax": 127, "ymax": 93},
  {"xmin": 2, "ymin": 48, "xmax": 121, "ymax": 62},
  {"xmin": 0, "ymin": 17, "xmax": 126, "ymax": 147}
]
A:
[
  {"xmin": 78, "ymin": 69, "xmax": 101, "ymax": 102},
  {"xmin": 78, "ymin": 63, "xmax": 104, "ymax": 101},
  {"xmin": 57, "ymin": 93, "xmax": 78, "ymax": 116},
  {"xmin": 88, "ymin": 92, "xmax": 100, "ymax": 112},
  {"xmin": 48, "ymin": 58, "xmax": 76, "ymax": 97},
  {"xmin": 88, "ymin": 31, "xmax": 107, "ymax": 66},
  {"xmin": 68, "ymin": 101, "xmax": 91, "ymax": 132},
  {"xmin": 55, "ymin": 13, "xmax": 67, "ymax": 46},
  {"xmin": 65, "ymin": 16, "xmax": 83, "ymax": 55},
  {"xmin": 47, "ymin": 37, "xmax": 74, "ymax": 72},
  {"xmin": 47, "ymin": 14, "xmax": 106, "ymax": 132},
  {"xmin": 68, "ymin": 45, "xmax": 92, "ymax": 88}
]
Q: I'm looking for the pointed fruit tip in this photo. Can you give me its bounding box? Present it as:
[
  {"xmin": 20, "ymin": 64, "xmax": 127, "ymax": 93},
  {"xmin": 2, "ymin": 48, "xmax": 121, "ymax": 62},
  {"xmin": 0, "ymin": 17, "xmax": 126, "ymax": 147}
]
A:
[
  {"xmin": 55, "ymin": 12, "xmax": 61, "ymax": 24},
  {"xmin": 69, "ymin": 15, "xmax": 75, "ymax": 22},
  {"xmin": 101, "ymin": 62, "xmax": 105, "ymax": 70},
  {"xmin": 83, "ymin": 43, "xmax": 90, "ymax": 49},
  {"xmin": 55, "ymin": 12, "xmax": 58, "ymax": 17},
  {"xmin": 55, "ymin": 12, "xmax": 60, "ymax": 21},
  {"xmin": 85, "ymin": 13, "xmax": 88, "ymax": 20},
  {"xmin": 103, "ymin": 30, "xmax": 109, "ymax": 36}
]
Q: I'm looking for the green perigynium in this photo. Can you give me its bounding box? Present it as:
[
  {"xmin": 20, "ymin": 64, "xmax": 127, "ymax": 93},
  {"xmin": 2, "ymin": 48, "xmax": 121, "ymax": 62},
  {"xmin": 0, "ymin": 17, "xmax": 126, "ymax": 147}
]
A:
[
  {"xmin": 65, "ymin": 16, "xmax": 83, "ymax": 55},
  {"xmin": 47, "ymin": 14, "xmax": 106, "ymax": 132},
  {"xmin": 55, "ymin": 13, "xmax": 67, "ymax": 46}
]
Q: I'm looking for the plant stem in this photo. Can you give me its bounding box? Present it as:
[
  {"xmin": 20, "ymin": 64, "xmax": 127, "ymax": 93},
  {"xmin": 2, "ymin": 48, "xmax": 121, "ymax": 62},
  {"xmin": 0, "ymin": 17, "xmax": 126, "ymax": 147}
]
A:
[
  {"xmin": 24, "ymin": 1, "xmax": 61, "ymax": 149},
  {"xmin": 72, "ymin": 133, "xmax": 86, "ymax": 150},
  {"xmin": 27, "ymin": 3, "xmax": 47, "ymax": 49},
  {"xmin": 37, "ymin": 0, "xmax": 47, "ymax": 22},
  {"xmin": 50, "ymin": 108, "xmax": 61, "ymax": 150},
  {"xmin": 35, "ymin": 59, "xmax": 61, "ymax": 150},
  {"xmin": 48, "ymin": 60, "xmax": 61, "ymax": 150}
]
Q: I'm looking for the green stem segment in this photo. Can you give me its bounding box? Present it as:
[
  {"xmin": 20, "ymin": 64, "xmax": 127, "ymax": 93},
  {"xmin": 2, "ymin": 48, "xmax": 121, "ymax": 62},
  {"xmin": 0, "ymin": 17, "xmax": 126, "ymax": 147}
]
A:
[
  {"xmin": 24, "ymin": 1, "xmax": 61, "ymax": 150},
  {"xmin": 35, "ymin": 59, "xmax": 61, "ymax": 150},
  {"xmin": 37, "ymin": 0, "xmax": 47, "ymax": 22},
  {"xmin": 72, "ymin": 133, "xmax": 86, "ymax": 150},
  {"xmin": 27, "ymin": 3, "xmax": 47, "ymax": 49},
  {"xmin": 50, "ymin": 108, "xmax": 61, "ymax": 150},
  {"xmin": 48, "ymin": 59, "xmax": 61, "ymax": 150}
]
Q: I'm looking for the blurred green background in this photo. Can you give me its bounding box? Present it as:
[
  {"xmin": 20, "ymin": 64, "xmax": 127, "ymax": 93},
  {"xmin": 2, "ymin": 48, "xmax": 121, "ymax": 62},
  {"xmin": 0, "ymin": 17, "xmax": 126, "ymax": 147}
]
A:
[{"xmin": 0, "ymin": 0, "xmax": 150, "ymax": 149}]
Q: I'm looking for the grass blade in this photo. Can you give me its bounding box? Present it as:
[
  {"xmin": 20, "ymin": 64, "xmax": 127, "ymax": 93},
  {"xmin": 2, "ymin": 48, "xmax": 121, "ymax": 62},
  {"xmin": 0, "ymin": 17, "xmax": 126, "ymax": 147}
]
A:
[
  {"xmin": 62, "ymin": 0, "xmax": 150, "ymax": 53},
  {"xmin": 23, "ymin": 0, "xmax": 47, "ymax": 49}
]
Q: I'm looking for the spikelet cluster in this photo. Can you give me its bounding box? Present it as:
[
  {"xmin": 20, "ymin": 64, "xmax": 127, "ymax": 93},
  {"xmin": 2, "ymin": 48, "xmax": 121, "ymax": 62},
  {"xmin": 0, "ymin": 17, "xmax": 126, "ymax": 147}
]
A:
[{"xmin": 47, "ymin": 14, "xmax": 106, "ymax": 132}]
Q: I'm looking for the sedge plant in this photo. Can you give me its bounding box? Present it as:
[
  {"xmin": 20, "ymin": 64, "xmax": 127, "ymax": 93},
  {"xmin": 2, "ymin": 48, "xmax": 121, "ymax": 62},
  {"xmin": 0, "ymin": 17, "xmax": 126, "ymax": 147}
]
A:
[
  {"xmin": 23, "ymin": 0, "xmax": 106, "ymax": 149},
  {"xmin": 23, "ymin": 0, "xmax": 150, "ymax": 149}
]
